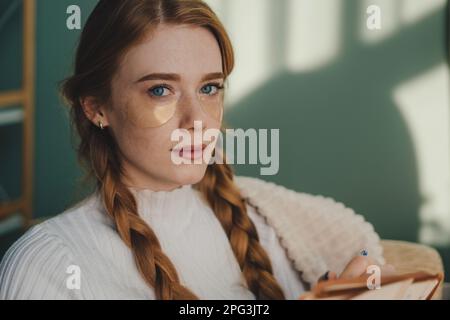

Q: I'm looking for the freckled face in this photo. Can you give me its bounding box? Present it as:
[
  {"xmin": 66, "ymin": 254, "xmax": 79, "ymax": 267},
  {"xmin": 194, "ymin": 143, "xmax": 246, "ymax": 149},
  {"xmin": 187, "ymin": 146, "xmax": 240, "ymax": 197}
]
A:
[{"xmin": 105, "ymin": 24, "xmax": 224, "ymax": 191}]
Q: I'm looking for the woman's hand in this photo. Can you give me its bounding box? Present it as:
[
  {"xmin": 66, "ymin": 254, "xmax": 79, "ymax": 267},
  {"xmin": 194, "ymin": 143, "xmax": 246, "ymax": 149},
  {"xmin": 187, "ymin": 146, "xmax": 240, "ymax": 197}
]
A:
[{"xmin": 320, "ymin": 256, "xmax": 396, "ymax": 282}]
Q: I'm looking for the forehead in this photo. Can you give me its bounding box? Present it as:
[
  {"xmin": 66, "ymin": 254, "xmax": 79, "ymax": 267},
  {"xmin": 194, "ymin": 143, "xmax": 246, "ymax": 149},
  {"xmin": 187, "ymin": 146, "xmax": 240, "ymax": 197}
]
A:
[{"xmin": 119, "ymin": 24, "xmax": 223, "ymax": 82}]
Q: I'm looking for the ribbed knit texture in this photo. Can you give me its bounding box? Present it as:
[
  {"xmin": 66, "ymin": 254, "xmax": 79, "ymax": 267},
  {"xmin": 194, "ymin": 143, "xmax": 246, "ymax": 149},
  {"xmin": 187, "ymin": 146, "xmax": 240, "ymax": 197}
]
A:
[{"xmin": 0, "ymin": 180, "xmax": 307, "ymax": 300}]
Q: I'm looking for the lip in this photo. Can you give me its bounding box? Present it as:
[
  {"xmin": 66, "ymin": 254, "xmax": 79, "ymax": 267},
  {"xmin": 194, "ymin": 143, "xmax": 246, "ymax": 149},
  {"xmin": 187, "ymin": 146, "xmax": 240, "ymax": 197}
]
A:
[{"xmin": 171, "ymin": 144, "xmax": 207, "ymax": 161}]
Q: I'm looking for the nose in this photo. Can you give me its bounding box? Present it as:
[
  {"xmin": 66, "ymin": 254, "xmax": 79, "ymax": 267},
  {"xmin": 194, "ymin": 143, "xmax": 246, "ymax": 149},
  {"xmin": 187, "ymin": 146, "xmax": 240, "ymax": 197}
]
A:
[{"xmin": 178, "ymin": 92, "xmax": 209, "ymax": 129}]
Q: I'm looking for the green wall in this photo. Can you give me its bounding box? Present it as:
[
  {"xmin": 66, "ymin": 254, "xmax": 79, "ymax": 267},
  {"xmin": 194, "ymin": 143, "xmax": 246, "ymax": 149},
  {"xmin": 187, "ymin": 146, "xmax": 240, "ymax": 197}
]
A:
[
  {"xmin": 33, "ymin": 0, "xmax": 98, "ymax": 215},
  {"xmin": 226, "ymin": 1, "xmax": 446, "ymax": 243}
]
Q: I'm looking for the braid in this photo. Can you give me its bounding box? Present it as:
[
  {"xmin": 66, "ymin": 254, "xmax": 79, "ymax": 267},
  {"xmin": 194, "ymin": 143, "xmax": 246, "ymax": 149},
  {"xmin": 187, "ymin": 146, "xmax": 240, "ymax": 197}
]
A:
[
  {"xmin": 91, "ymin": 130, "xmax": 198, "ymax": 300},
  {"xmin": 197, "ymin": 164, "xmax": 286, "ymax": 300}
]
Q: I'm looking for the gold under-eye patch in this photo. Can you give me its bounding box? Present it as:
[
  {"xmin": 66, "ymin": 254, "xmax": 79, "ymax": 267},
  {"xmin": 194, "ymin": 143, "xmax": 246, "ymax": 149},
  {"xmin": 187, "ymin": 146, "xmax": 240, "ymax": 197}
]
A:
[
  {"xmin": 124, "ymin": 89, "xmax": 224, "ymax": 128},
  {"xmin": 125, "ymin": 93, "xmax": 179, "ymax": 128},
  {"xmin": 198, "ymin": 88, "xmax": 224, "ymax": 123}
]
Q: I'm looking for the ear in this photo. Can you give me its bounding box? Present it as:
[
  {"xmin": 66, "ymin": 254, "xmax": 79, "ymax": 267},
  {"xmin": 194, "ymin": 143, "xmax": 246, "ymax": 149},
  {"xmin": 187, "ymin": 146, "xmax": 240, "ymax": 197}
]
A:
[{"xmin": 80, "ymin": 96, "xmax": 110, "ymax": 128}]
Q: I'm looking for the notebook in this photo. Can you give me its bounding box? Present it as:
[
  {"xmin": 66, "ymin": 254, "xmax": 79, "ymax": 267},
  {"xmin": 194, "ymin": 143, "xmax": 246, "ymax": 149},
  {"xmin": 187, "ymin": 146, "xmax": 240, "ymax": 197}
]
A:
[{"xmin": 299, "ymin": 271, "xmax": 443, "ymax": 300}]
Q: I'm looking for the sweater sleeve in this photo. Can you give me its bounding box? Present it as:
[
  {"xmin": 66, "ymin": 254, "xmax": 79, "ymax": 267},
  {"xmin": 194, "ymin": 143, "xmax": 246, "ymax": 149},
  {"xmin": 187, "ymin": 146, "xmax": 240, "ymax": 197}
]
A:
[{"xmin": 0, "ymin": 223, "xmax": 84, "ymax": 300}]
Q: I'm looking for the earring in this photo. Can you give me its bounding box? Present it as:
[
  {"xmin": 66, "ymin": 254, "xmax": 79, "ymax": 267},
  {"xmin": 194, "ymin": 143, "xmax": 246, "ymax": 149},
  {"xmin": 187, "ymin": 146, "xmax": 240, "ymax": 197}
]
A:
[{"xmin": 98, "ymin": 120, "xmax": 104, "ymax": 130}]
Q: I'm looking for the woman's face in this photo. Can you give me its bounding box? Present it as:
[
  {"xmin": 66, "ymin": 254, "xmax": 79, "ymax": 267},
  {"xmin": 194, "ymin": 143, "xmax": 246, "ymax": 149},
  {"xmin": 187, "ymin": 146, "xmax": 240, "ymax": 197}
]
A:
[{"xmin": 101, "ymin": 24, "xmax": 224, "ymax": 191}]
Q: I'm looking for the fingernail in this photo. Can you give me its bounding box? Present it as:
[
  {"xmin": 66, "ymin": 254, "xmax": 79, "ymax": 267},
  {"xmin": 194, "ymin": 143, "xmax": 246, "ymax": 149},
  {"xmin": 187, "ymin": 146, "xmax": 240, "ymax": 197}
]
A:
[
  {"xmin": 360, "ymin": 249, "xmax": 368, "ymax": 256},
  {"xmin": 319, "ymin": 271, "xmax": 330, "ymax": 282}
]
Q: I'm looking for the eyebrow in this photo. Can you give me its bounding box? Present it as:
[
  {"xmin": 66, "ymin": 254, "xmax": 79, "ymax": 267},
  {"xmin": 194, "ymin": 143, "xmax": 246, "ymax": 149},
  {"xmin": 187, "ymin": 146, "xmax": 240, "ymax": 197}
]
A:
[{"xmin": 135, "ymin": 72, "xmax": 225, "ymax": 83}]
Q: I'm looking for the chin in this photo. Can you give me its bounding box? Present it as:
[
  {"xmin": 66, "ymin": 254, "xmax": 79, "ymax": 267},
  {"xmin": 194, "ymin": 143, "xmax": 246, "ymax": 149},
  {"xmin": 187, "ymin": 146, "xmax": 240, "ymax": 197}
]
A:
[{"xmin": 170, "ymin": 163, "xmax": 209, "ymax": 186}]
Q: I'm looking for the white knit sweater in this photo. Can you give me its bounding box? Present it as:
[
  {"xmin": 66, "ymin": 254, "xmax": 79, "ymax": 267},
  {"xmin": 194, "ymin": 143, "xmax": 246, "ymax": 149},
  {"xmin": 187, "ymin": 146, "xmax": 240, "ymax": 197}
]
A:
[{"xmin": 0, "ymin": 176, "xmax": 383, "ymax": 299}]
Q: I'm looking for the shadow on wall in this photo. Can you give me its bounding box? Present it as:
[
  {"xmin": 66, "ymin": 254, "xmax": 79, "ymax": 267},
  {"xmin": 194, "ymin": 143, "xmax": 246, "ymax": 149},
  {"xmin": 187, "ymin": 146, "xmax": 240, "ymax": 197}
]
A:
[{"xmin": 225, "ymin": 0, "xmax": 447, "ymax": 242}]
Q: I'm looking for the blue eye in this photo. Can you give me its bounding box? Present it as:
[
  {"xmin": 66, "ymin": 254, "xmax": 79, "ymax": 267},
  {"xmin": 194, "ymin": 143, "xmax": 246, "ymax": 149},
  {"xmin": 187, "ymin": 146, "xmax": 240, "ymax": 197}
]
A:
[
  {"xmin": 148, "ymin": 86, "xmax": 169, "ymax": 97},
  {"xmin": 201, "ymin": 84, "xmax": 223, "ymax": 95}
]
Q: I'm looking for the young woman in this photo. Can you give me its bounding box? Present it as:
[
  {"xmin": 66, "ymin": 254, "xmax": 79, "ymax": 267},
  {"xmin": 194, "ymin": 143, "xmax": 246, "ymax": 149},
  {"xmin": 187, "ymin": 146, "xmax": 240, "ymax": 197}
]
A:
[{"xmin": 0, "ymin": 0, "xmax": 393, "ymax": 300}]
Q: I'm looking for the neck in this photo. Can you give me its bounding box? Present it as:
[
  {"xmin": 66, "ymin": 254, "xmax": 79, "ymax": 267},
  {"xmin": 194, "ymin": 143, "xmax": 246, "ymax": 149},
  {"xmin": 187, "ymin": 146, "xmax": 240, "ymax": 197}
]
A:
[{"xmin": 119, "ymin": 158, "xmax": 183, "ymax": 192}]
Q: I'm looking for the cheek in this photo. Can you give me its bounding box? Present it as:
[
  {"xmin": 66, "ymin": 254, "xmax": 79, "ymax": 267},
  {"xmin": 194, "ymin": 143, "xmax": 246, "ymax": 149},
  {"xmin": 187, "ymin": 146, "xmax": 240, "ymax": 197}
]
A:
[
  {"xmin": 109, "ymin": 99, "xmax": 156, "ymax": 148},
  {"xmin": 109, "ymin": 111, "xmax": 169, "ymax": 163},
  {"xmin": 120, "ymin": 126, "xmax": 168, "ymax": 160}
]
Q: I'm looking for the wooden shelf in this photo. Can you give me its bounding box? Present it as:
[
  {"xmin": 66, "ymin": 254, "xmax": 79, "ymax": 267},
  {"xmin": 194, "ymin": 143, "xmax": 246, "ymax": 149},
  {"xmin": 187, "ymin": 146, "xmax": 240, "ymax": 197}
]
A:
[
  {"xmin": 0, "ymin": 199, "xmax": 23, "ymax": 220},
  {"xmin": 0, "ymin": 90, "xmax": 24, "ymax": 108},
  {"xmin": 0, "ymin": 0, "xmax": 35, "ymax": 227}
]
